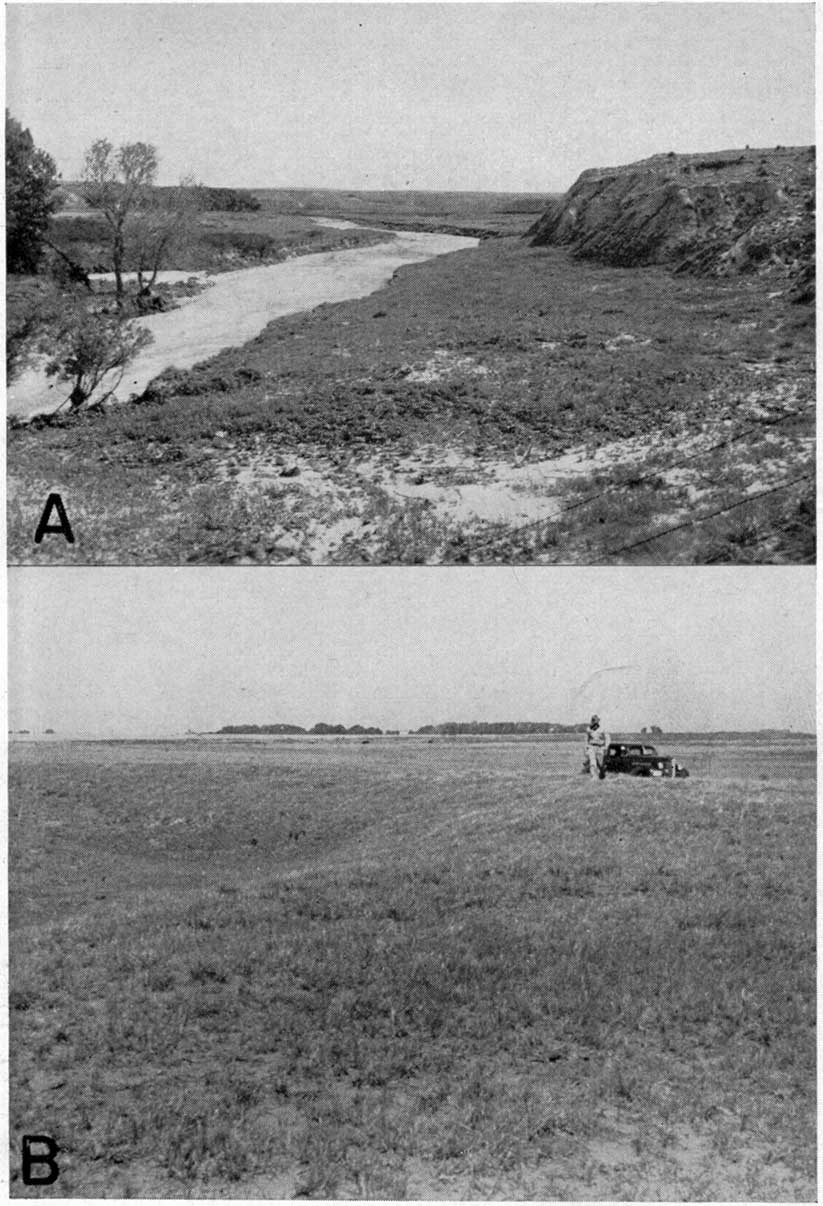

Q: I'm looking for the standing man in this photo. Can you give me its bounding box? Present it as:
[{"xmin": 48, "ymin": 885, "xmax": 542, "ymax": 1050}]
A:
[{"xmin": 585, "ymin": 714, "xmax": 609, "ymax": 779}]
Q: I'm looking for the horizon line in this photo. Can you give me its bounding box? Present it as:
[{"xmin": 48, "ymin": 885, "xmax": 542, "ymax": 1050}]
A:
[{"xmin": 8, "ymin": 728, "xmax": 816, "ymax": 741}]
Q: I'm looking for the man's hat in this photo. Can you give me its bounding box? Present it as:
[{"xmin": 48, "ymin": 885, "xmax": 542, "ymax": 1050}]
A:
[{"xmin": 591, "ymin": 714, "xmax": 600, "ymax": 723}]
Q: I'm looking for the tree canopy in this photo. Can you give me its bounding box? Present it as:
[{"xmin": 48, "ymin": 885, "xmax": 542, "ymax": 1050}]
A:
[
  {"xmin": 79, "ymin": 138, "xmax": 202, "ymax": 302},
  {"xmin": 82, "ymin": 138, "xmax": 159, "ymax": 217},
  {"xmin": 6, "ymin": 111, "xmax": 59, "ymax": 274}
]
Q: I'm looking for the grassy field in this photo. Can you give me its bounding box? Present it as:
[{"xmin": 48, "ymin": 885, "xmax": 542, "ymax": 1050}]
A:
[
  {"xmin": 249, "ymin": 187, "xmax": 556, "ymax": 238},
  {"xmin": 7, "ymin": 225, "xmax": 814, "ymax": 564},
  {"xmin": 9, "ymin": 734, "xmax": 815, "ymax": 1198}
]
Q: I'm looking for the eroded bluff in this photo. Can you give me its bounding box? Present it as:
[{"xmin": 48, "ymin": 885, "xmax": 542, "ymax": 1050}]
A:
[{"xmin": 529, "ymin": 146, "xmax": 815, "ymax": 298}]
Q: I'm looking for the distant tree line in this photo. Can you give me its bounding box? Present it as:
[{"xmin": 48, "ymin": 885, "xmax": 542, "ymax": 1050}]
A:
[
  {"xmin": 218, "ymin": 720, "xmax": 598, "ymax": 736},
  {"xmin": 414, "ymin": 721, "xmax": 588, "ymax": 735},
  {"xmin": 201, "ymin": 187, "xmax": 260, "ymax": 212},
  {"xmin": 219, "ymin": 724, "xmax": 306, "ymax": 735},
  {"xmin": 218, "ymin": 723, "xmax": 384, "ymax": 735},
  {"xmin": 58, "ymin": 183, "xmax": 261, "ymax": 215},
  {"xmin": 135, "ymin": 184, "xmax": 261, "ymax": 213}
]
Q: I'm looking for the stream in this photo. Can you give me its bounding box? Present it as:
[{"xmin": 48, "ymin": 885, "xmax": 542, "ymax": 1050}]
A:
[{"xmin": 7, "ymin": 222, "xmax": 478, "ymax": 420}]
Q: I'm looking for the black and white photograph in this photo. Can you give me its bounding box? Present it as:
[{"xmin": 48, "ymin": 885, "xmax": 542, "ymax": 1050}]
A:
[
  {"xmin": 6, "ymin": 567, "xmax": 816, "ymax": 1197},
  {"xmin": 4, "ymin": 0, "xmax": 818, "ymax": 1200},
  {"xmin": 5, "ymin": 2, "xmax": 815, "ymax": 565}
]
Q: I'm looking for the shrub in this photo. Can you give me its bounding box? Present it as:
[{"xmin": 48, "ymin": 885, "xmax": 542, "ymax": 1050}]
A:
[
  {"xmin": 6, "ymin": 276, "xmax": 63, "ymax": 382},
  {"xmin": 43, "ymin": 308, "xmax": 153, "ymax": 411}
]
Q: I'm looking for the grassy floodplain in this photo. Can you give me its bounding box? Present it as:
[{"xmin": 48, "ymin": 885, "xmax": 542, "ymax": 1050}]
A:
[
  {"xmin": 7, "ymin": 191, "xmax": 814, "ymax": 565},
  {"xmin": 9, "ymin": 733, "xmax": 815, "ymax": 1198},
  {"xmin": 48, "ymin": 196, "xmax": 399, "ymax": 274}
]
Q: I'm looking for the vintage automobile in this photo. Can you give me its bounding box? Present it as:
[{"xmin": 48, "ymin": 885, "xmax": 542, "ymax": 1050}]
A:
[
  {"xmin": 584, "ymin": 742, "xmax": 689, "ymax": 779},
  {"xmin": 602, "ymin": 742, "xmax": 689, "ymax": 778}
]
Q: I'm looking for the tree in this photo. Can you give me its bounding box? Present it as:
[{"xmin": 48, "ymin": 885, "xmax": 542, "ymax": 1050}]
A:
[
  {"xmin": 6, "ymin": 111, "xmax": 59, "ymax": 273},
  {"xmin": 43, "ymin": 307, "xmax": 153, "ymax": 411},
  {"xmin": 80, "ymin": 139, "xmax": 158, "ymax": 303},
  {"xmin": 79, "ymin": 139, "xmax": 202, "ymax": 307},
  {"xmin": 126, "ymin": 176, "xmax": 203, "ymax": 300}
]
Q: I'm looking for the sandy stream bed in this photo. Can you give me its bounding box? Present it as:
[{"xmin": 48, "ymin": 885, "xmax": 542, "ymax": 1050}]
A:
[{"xmin": 6, "ymin": 223, "xmax": 477, "ymax": 420}]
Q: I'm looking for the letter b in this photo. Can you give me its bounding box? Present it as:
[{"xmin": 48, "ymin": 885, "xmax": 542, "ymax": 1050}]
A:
[{"xmin": 22, "ymin": 1134, "xmax": 60, "ymax": 1185}]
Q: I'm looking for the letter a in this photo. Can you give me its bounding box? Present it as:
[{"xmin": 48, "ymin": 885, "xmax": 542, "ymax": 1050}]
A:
[
  {"xmin": 34, "ymin": 493, "xmax": 75, "ymax": 544},
  {"xmin": 22, "ymin": 1135, "xmax": 60, "ymax": 1185}
]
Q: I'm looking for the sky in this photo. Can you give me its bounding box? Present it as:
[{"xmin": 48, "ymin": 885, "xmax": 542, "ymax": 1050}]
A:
[
  {"xmin": 5, "ymin": 2, "xmax": 815, "ymax": 192},
  {"xmin": 7, "ymin": 568, "xmax": 816, "ymax": 736}
]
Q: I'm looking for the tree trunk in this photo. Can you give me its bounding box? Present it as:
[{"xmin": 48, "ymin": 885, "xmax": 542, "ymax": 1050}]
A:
[
  {"xmin": 113, "ymin": 223, "xmax": 125, "ymax": 308},
  {"xmin": 69, "ymin": 381, "xmax": 88, "ymax": 410},
  {"xmin": 44, "ymin": 239, "xmax": 93, "ymax": 291}
]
